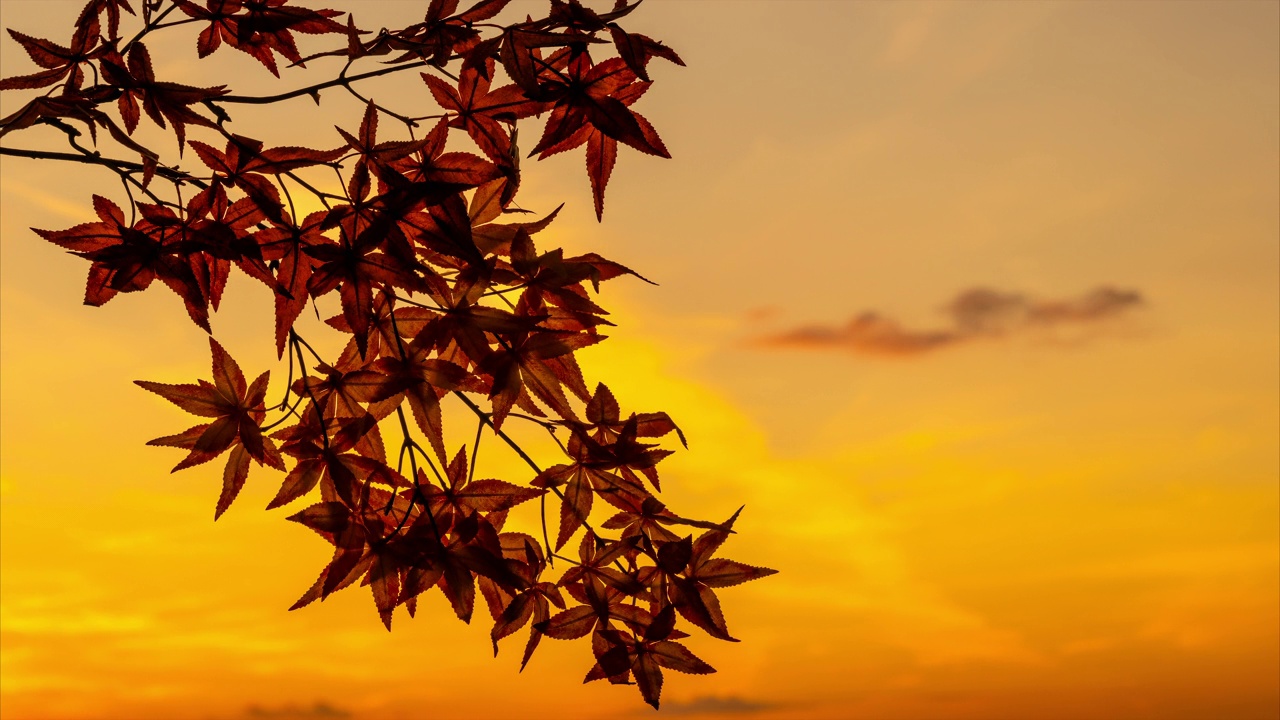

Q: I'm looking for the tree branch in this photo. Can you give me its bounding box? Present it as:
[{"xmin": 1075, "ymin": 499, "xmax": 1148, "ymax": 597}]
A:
[
  {"xmin": 215, "ymin": 60, "xmax": 431, "ymax": 106},
  {"xmin": 0, "ymin": 145, "xmax": 199, "ymax": 185}
]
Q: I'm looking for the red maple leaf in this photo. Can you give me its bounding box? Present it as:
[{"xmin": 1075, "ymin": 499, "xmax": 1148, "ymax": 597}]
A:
[
  {"xmin": 177, "ymin": 0, "xmax": 345, "ymax": 76},
  {"xmin": 305, "ymin": 217, "xmax": 424, "ymax": 360},
  {"xmin": 483, "ymin": 531, "xmax": 565, "ymax": 669},
  {"xmin": 665, "ymin": 510, "xmax": 776, "ymax": 641},
  {"xmin": 99, "ymin": 43, "xmax": 227, "ymax": 146},
  {"xmin": 365, "ymin": 337, "xmax": 470, "ymax": 462},
  {"xmin": 269, "ymin": 412, "xmax": 403, "ymax": 509},
  {"xmin": 422, "ymin": 58, "xmax": 547, "ymax": 162},
  {"xmin": 35, "ymin": 195, "xmax": 217, "ymax": 329},
  {"xmin": 188, "ymin": 134, "xmax": 345, "ymax": 221},
  {"xmin": 585, "ymin": 605, "xmax": 714, "ymax": 709},
  {"xmin": 607, "ymin": 23, "xmax": 684, "ymax": 82},
  {"xmin": 0, "ymin": 17, "xmax": 104, "ymax": 91},
  {"xmin": 533, "ymin": 74, "xmax": 666, "ymax": 219},
  {"xmin": 253, "ymin": 209, "xmax": 333, "ymax": 355},
  {"xmin": 78, "ymin": 0, "xmax": 137, "ymax": 41},
  {"xmin": 137, "ymin": 338, "xmax": 284, "ymax": 518},
  {"xmin": 420, "ymin": 446, "xmax": 545, "ymax": 520}
]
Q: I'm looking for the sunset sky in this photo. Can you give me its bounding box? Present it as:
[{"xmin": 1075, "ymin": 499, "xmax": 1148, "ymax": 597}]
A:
[{"xmin": 1, "ymin": 1, "xmax": 1277, "ymax": 719}]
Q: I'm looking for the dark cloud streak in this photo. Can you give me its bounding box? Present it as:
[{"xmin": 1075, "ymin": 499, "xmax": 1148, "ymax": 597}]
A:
[
  {"xmin": 243, "ymin": 702, "xmax": 352, "ymax": 720},
  {"xmin": 763, "ymin": 313, "xmax": 961, "ymax": 356},
  {"xmin": 757, "ymin": 286, "xmax": 1144, "ymax": 357},
  {"xmin": 946, "ymin": 286, "xmax": 1143, "ymax": 333},
  {"xmin": 651, "ymin": 695, "xmax": 780, "ymax": 715}
]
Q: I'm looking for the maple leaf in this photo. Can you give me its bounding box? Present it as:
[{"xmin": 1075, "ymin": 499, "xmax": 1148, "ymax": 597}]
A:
[
  {"xmin": 479, "ymin": 299, "xmax": 601, "ymax": 430},
  {"xmin": 183, "ymin": 184, "xmax": 272, "ymax": 299},
  {"xmin": 290, "ymin": 352, "xmax": 387, "ymax": 422},
  {"xmin": 0, "ymin": 17, "xmax": 103, "ymax": 91},
  {"xmin": 78, "ymin": 0, "xmax": 137, "ymax": 41},
  {"xmin": 421, "ymin": 447, "xmax": 544, "ymax": 519},
  {"xmin": 286, "ymin": 507, "xmax": 377, "ymax": 611},
  {"xmin": 137, "ymin": 338, "xmax": 284, "ymax": 518},
  {"xmin": 391, "ymin": 509, "xmax": 527, "ymax": 625},
  {"xmin": 305, "ymin": 220, "xmax": 424, "ymax": 360},
  {"xmin": 128, "ymin": 201, "xmax": 230, "ymax": 329},
  {"xmin": 365, "ymin": 337, "xmax": 470, "ymax": 462},
  {"xmin": 176, "ymin": 0, "xmax": 242, "ymax": 59},
  {"xmin": 603, "ymin": 496, "xmax": 682, "ymax": 545},
  {"xmin": 530, "ymin": 55, "xmax": 666, "ymax": 158},
  {"xmin": 538, "ymin": 556, "xmax": 651, "ymax": 653},
  {"xmin": 399, "ymin": 193, "xmax": 488, "ymax": 268},
  {"xmin": 336, "ymin": 101, "xmax": 430, "ymax": 177},
  {"xmin": 408, "ymin": 278, "xmax": 538, "ymax": 370},
  {"xmin": 500, "ymin": 229, "xmax": 649, "ymax": 328},
  {"xmin": 581, "ymin": 383, "xmax": 684, "ymax": 446},
  {"xmin": 584, "ymin": 605, "xmax": 714, "ymax": 709},
  {"xmin": 547, "ymin": 0, "xmax": 641, "ymax": 33},
  {"xmin": 177, "ymin": 0, "xmax": 345, "ymax": 76},
  {"xmin": 253, "ymin": 209, "xmax": 333, "ymax": 354},
  {"xmin": 607, "ymin": 23, "xmax": 684, "ymax": 82},
  {"xmin": 531, "ymin": 423, "xmax": 672, "ymax": 548},
  {"xmin": 471, "ymin": 190, "xmax": 562, "ymax": 256},
  {"xmin": 34, "ymin": 195, "xmax": 217, "ymax": 329},
  {"xmin": 534, "ymin": 76, "xmax": 666, "ymax": 220},
  {"xmin": 346, "ymin": 0, "xmax": 507, "ymax": 67},
  {"xmin": 484, "ymin": 532, "xmax": 565, "ymax": 669},
  {"xmin": 385, "ymin": 118, "xmax": 503, "ymax": 207},
  {"xmin": 480, "ymin": 337, "xmax": 577, "ymax": 429},
  {"xmin": 558, "ymin": 532, "xmax": 646, "ymax": 597},
  {"xmin": 188, "ymin": 134, "xmax": 345, "ymax": 221},
  {"xmin": 533, "ymin": 460, "xmax": 644, "ymax": 551},
  {"xmin": 422, "ymin": 58, "xmax": 547, "ymax": 162},
  {"xmin": 269, "ymin": 412, "xmax": 404, "ymax": 509},
  {"xmin": 99, "ymin": 43, "xmax": 227, "ymax": 146},
  {"xmin": 497, "ymin": 26, "xmax": 580, "ymax": 99},
  {"xmin": 665, "ymin": 509, "xmax": 776, "ymax": 641}
]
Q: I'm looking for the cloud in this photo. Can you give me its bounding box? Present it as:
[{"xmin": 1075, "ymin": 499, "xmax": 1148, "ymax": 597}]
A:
[
  {"xmin": 243, "ymin": 702, "xmax": 352, "ymax": 719},
  {"xmin": 760, "ymin": 313, "xmax": 961, "ymax": 357},
  {"xmin": 756, "ymin": 286, "xmax": 1143, "ymax": 357},
  {"xmin": 652, "ymin": 695, "xmax": 780, "ymax": 715},
  {"xmin": 946, "ymin": 286, "xmax": 1143, "ymax": 333}
]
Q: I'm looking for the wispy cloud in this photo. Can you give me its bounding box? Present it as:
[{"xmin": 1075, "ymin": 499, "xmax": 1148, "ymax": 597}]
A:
[
  {"xmin": 652, "ymin": 695, "xmax": 780, "ymax": 716},
  {"xmin": 760, "ymin": 313, "xmax": 961, "ymax": 357},
  {"xmin": 755, "ymin": 286, "xmax": 1143, "ymax": 357},
  {"xmin": 947, "ymin": 286, "xmax": 1143, "ymax": 332},
  {"xmin": 243, "ymin": 702, "xmax": 352, "ymax": 719}
]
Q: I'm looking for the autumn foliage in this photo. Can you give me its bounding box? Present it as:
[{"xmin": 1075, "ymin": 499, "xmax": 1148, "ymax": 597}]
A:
[{"xmin": 0, "ymin": 0, "xmax": 774, "ymax": 709}]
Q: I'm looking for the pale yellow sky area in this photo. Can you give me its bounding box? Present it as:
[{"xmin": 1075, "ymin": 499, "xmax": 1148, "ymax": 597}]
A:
[{"xmin": 2, "ymin": 1, "xmax": 1278, "ymax": 719}]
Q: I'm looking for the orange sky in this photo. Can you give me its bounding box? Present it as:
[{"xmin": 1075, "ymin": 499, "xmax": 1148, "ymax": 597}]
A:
[{"xmin": 1, "ymin": 1, "xmax": 1277, "ymax": 719}]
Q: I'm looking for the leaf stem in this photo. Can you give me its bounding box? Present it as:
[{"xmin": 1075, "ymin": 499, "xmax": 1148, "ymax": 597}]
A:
[
  {"xmin": 216, "ymin": 60, "xmax": 430, "ymax": 106},
  {"xmin": 289, "ymin": 331, "xmax": 331, "ymax": 452}
]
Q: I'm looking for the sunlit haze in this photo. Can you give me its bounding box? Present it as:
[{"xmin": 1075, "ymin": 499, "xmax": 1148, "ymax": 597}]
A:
[{"xmin": 2, "ymin": 1, "xmax": 1277, "ymax": 719}]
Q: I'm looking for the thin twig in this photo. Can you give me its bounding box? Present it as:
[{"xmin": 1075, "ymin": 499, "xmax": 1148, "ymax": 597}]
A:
[{"xmin": 216, "ymin": 60, "xmax": 430, "ymax": 105}]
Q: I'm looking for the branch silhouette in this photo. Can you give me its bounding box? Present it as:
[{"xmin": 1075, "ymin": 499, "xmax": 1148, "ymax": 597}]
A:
[{"xmin": 0, "ymin": 0, "xmax": 773, "ymax": 710}]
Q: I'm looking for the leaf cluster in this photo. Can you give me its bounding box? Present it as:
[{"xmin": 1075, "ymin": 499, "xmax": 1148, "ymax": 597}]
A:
[{"xmin": 0, "ymin": 0, "xmax": 772, "ymax": 710}]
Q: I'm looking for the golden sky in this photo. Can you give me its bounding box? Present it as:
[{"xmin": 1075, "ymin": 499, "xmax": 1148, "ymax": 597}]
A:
[{"xmin": 1, "ymin": 1, "xmax": 1277, "ymax": 719}]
